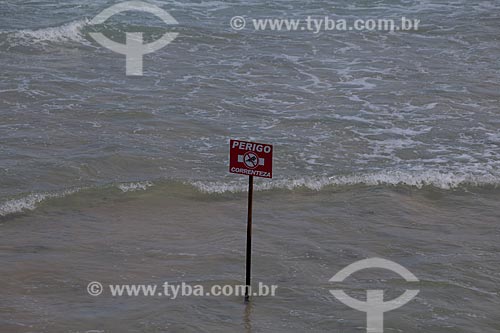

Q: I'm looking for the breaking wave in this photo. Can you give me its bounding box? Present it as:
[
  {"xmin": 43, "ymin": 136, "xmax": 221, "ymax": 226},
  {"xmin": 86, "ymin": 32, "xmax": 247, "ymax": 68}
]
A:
[
  {"xmin": 0, "ymin": 181, "xmax": 152, "ymax": 217},
  {"xmin": 192, "ymin": 170, "xmax": 500, "ymax": 193},
  {"xmin": 118, "ymin": 181, "xmax": 153, "ymax": 192},
  {"xmin": 0, "ymin": 189, "xmax": 81, "ymax": 217},
  {"xmin": 1, "ymin": 171, "xmax": 499, "ymax": 218},
  {"xmin": 6, "ymin": 19, "xmax": 90, "ymax": 45}
]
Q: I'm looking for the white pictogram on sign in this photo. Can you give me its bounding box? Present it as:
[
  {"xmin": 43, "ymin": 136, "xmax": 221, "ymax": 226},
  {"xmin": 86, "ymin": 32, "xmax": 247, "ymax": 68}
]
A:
[
  {"xmin": 243, "ymin": 152, "xmax": 260, "ymax": 169},
  {"xmin": 238, "ymin": 154, "xmax": 265, "ymax": 167}
]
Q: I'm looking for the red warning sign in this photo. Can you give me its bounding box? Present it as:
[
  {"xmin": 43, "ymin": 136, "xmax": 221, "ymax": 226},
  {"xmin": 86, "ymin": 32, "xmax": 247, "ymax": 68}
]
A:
[{"xmin": 229, "ymin": 139, "xmax": 273, "ymax": 179}]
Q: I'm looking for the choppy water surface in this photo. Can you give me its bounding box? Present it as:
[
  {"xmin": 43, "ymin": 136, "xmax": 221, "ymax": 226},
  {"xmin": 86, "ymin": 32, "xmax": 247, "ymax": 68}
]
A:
[{"xmin": 1, "ymin": 1, "xmax": 499, "ymax": 332}]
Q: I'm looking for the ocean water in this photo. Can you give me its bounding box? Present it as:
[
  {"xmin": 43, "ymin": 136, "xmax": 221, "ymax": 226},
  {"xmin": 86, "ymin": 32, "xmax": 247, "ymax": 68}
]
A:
[{"xmin": 1, "ymin": 1, "xmax": 500, "ymax": 332}]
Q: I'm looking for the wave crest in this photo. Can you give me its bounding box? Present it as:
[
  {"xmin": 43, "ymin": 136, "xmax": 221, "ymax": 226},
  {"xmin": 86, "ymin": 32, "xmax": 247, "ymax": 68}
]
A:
[
  {"xmin": 0, "ymin": 181, "xmax": 152, "ymax": 217},
  {"xmin": 192, "ymin": 171, "xmax": 500, "ymax": 194},
  {"xmin": 0, "ymin": 189, "xmax": 80, "ymax": 217},
  {"xmin": 118, "ymin": 181, "xmax": 153, "ymax": 192},
  {"xmin": 1, "ymin": 171, "xmax": 498, "ymax": 217},
  {"xmin": 8, "ymin": 19, "xmax": 90, "ymax": 45}
]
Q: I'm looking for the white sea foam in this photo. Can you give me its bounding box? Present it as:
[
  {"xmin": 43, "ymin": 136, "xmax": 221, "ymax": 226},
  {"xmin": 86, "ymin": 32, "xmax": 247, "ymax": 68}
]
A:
[
  {"xmin": 9, "ymin": 19, "xmax": 89, "ymax": 45},
  {"xmin": 1, "ymin": 171, "xmax": 498, "ymax": 217},
  {"xmin": 192, "ymin": 170, "xmax": 500, "ymax": 194},
  {"xmin": 0, "ymin": 189, "xmax": 80, "ymax": 217},
  {"xmin": 0, "ymin": 181, "xmax": 154, "ymax": 217},
  {"xmin": 342, "ymin": 77, "xmax": 378, "ymax": 90},
  {"xmin": 118, "ymin": 181, "xmax": 154, "ymax": 192}
]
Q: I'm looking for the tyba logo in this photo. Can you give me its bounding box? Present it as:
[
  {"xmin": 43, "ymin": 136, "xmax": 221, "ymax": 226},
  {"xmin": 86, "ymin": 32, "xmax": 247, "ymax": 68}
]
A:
[{"xmin": 89, "ymin": 1, "xmax": 178, "ymax": 76}]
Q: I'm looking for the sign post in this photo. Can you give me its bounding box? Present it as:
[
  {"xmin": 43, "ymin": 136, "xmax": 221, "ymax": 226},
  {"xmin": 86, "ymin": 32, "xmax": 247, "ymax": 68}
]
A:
[
  {"xmin": 229, "ymin": 139, "xmax": 273, "ymax": 302},
  {"xmin": 245, "ymin": 175, "xmax": 253, "ymax": 302}
]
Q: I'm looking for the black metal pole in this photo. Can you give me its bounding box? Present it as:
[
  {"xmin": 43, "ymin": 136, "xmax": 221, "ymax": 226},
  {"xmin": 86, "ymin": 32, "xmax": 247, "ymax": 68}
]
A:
[{"xmin": 245, "ymin": 175, "xmax": 254, "ymax": 302}]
